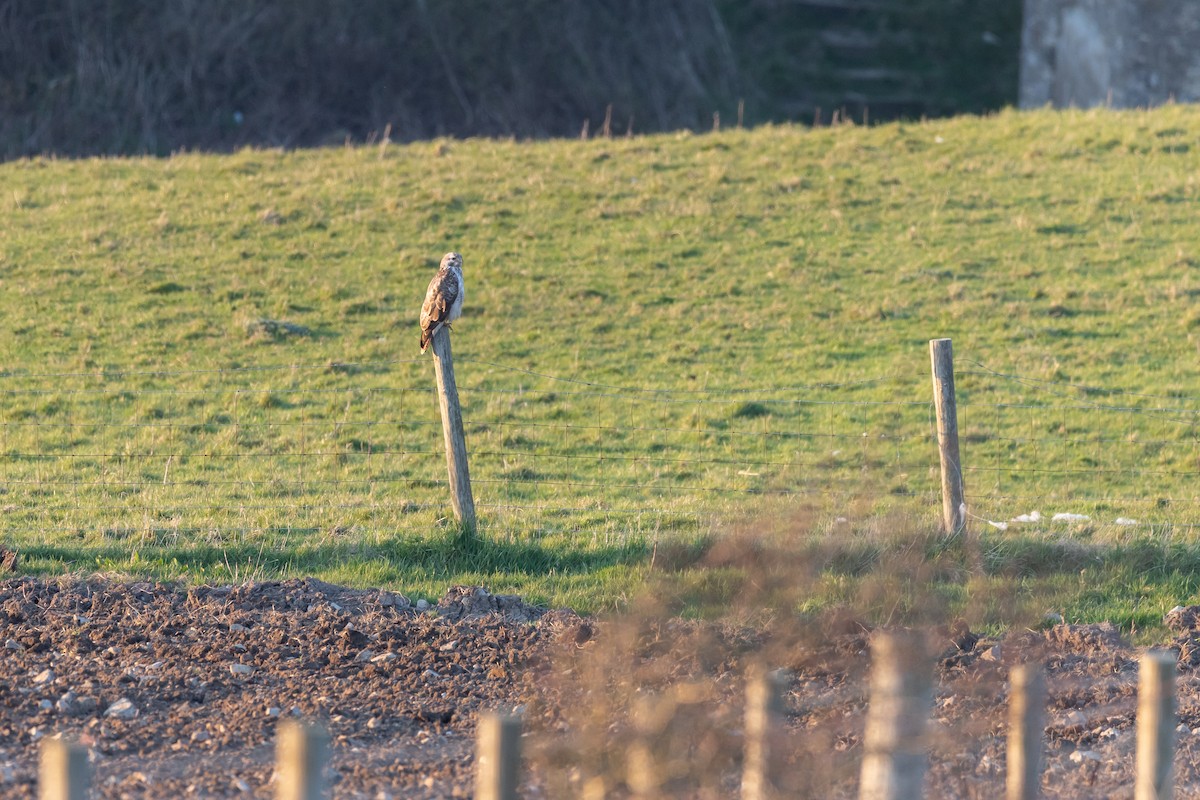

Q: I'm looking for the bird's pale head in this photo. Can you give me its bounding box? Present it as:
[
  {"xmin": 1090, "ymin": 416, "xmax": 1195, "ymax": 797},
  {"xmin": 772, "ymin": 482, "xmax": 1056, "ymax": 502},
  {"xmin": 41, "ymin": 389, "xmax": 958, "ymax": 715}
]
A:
[{"xmin": 441, "ymin": 252, "xmax": 462, "ymax": 271}]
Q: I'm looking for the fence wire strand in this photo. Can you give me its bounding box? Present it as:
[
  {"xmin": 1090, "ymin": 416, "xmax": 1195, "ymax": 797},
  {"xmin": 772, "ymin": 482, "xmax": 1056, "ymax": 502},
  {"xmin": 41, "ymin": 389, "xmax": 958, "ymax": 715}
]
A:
[
  {"xmin": 0, "ymin": 360, "xmax": 930, "ymax": 545},
  {"xmin": 959, "ymin": 356, "xmax": 1200, "ymax": 529},
  {"xmin": 8, "ymin": 352, "xmax": 1200, "ymax": 544}
]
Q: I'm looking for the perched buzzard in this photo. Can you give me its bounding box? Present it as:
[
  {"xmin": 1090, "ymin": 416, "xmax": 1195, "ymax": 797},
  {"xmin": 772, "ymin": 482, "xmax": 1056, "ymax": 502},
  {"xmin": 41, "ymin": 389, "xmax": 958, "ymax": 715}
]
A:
[{"xmin": 419, "ymin": 251, "xmax": 464, "ymax": 353}]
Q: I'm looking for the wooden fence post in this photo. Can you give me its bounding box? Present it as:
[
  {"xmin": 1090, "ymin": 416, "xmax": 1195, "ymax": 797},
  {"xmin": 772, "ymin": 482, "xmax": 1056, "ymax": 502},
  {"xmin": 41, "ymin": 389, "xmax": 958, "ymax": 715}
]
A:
[
  {"xmin": 475, "ymin": 712, "xmax": 522, "ymax": 800},
  {"xmin": 276, "ymin": 720, "xmax": 330, "ymax": 800},
  {"xmin": 859, "ymin": 630, "xmax": 932, "ymax": 800},
  {"xmin": 430, "ymin": 325, "xmax": 477, "ymax": 534},
  {"xmin": 627, "ymin": 695, "xmax": 662, "ymax": 800},
  {"xmin": 929, "ymin": 338, "xmax": 965, "ymax": 534},
  {"xmin": 1136, "ymin": 650, "xmax": 1177, "ymax": 800},
  {"xmin": 39, "ymin": 739, "xmax": 89, "ymax": 800},
  {"xmin": 626, "ymin": 742, "xmax": 659, "ymax": 800},
  {"xmin": 742, "ymin": 668, "xmax": 788, "ymax": 800},
  {"xmin": 1006, "ymin": 663, "xmax": 1046, "ymax": 800}
]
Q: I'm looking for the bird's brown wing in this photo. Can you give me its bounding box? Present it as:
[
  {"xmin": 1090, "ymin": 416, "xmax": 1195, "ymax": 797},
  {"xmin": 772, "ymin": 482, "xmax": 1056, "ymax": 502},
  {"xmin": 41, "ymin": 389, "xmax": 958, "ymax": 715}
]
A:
[{"xmin": 419, "ymin": 267, "xmax": 460, "ymax": 350}]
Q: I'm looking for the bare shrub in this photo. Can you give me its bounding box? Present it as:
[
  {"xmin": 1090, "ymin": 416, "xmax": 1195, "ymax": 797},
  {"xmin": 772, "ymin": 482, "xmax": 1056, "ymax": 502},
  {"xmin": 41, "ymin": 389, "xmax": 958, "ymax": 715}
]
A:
[{"xmin": 0, "ymin": 0, "xmax": 743, "ymax": 158}]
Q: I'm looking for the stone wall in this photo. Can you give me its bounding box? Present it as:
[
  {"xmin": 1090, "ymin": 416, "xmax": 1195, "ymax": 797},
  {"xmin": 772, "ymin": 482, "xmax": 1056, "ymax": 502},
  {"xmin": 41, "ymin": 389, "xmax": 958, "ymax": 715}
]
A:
[{"xmin": 1021, "ymin": 0, "xmax": 1200, "ymax": 108}]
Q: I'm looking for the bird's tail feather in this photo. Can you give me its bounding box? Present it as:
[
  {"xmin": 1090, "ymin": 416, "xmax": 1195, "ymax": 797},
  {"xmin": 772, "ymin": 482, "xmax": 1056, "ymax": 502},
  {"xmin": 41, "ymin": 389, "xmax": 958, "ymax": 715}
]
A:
[{"xmin": 421, "ymin": 322, "xmax": 445, "ymax": 353}]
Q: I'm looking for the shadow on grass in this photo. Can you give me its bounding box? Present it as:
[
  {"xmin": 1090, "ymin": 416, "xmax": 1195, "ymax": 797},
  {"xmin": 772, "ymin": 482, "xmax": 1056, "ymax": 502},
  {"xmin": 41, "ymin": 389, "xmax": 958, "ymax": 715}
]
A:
[
  {"xmin": 801, "ymin": 531, "xmax": 1200, "ymax": 582},
  {"xmin": 979, "ymin": 534, "xmax": 1200, "ymax": 579},
  {"xmin": 368, "ymin": 530, "xmax": 651, "ymax": 576},
  {"xmin": 16, "ymin": 531, "xmax": 651, "ymax": 582}
]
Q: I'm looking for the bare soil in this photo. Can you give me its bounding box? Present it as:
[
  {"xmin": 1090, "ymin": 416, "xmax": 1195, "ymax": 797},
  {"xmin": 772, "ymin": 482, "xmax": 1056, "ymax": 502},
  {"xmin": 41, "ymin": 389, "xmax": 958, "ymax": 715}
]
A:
[
  {"xmin": 0, "ymin": 578, "xmax": 582, "ymax": 798},
  {"xmin": 3, "ymin": 576, "xmax": 1200, "ymax": 797}
]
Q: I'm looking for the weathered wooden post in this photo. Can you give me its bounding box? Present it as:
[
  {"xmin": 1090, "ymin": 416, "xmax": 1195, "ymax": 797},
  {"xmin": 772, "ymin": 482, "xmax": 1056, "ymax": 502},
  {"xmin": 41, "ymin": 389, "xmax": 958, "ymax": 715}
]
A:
[
  {"xmin": 859, "ymin": 630, "xmax": 932, "ymax": 800},
  {"xmin": 742, "ymin": 668, "xmax": 788, "ymax": 800},
  {"xmin": 276, "ymin": 720, "xmax": 330, "ymax": 800},
  {"xmin": 475, "ymin": 712, "xmax": 522, "ymax": 800},
  {"xmin": 1007, "ymin": 663, "xmax": 1046, "ymax": 800},
  {"xmin": 929, "ymin": 338, "xmax": 965, "ymax": 534},
  {"xmin": 1136, "ymin": 650, "xmax": 1177, "ymax": 800},
  {"xmin": 39, "ymin": 739, "xmax": 89, "ymax": 800},
  {"xmin": 430, "ymin": 325, "xmax": 477, "ymax": 533},
  {"xmin": 627, "ymin": 695, "xmax": 663, "ymax": 800}
]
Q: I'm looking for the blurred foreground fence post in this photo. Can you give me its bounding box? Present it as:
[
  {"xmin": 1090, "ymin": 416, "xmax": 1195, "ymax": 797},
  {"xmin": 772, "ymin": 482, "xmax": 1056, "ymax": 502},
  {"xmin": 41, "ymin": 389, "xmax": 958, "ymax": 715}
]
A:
[
  {"xmin": 1136, "ymin": 650, "xmax": 1177, "ymax": 800},
  {"xmin": 276, "ymin": 720, "xmax": 330, "ymax": 800},
  {"xmin": 475, "ymin": 711, "xmax": 522, "ymax": 800},
  {"xmin": 627, "ymin": 695, "xmax": 662, "ymax": 800},
  {"xmin": 742, "ymin": 667, "xmax": 789, "ymax": 800},
  {"xmin": 1006, "ymin": 663, "xmax": 1046, "ymax": 800},
  {"xmin": 929, "ymin": 338, "xmax": 965, "ymax": 534},
  {"xmin": 39, "ymin": 739, "xmax": 89, "ymax": 800},
  {"xmin": 859, "ymin": 630, "xmax": 932, "ymax": 800},
  {"xmin": 430, "ymin": 326, "xmax": 477, "ymax": 534}
]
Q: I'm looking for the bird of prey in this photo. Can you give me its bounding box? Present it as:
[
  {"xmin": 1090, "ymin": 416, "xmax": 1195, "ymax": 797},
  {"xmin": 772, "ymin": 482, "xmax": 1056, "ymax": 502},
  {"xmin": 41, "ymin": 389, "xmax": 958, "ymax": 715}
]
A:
[{"xmin": 419, "ymin": 251, "xmax": 464, "ymax": 353}]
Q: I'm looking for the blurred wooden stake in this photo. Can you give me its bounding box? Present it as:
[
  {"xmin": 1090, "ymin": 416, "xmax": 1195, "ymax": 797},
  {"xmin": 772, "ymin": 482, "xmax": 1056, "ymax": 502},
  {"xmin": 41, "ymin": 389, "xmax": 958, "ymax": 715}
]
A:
[
  {"xmin": 628, "ymin": 695, "xmax": 662, "ymax": 800},
  {"xmin": 859, "ymin": 631, "xmax": 932, "ymax": 800},
  {"xmin": 276, "ymin": 720, "xmax": 330, "ymax": 800},
  {"xmin": 475, "ymin": 712, "xmax": 522, "ymax": 800},
  {"xmin": 742, "ymin": 668, "xmax": 788, "ymax": 800},
  {"xmin": 39, "ymin": 739, "xmax": 89, "ymax": 800},
  {"xmin": 1007, "ymin": 663, "xmax": 1046, "ymax": 800},
  {"xmin": 1136, "ymin": 650, "xmax": 1176, "ymax": 800}
]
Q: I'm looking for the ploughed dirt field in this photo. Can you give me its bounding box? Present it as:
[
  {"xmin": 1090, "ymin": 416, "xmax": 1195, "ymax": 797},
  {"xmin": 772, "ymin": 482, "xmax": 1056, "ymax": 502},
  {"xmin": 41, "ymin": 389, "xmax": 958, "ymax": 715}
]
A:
[{"xmin": 6, "ymin": 576, "xmax": 1200, "ymax": 797}]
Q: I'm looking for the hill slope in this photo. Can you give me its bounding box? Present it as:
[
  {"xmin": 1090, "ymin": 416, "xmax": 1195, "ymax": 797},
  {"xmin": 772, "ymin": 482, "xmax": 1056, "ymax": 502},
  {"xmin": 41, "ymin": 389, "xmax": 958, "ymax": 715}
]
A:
[{"xmin": 3, "ymin": 108, "xmax": 1200, "ymax": 622}]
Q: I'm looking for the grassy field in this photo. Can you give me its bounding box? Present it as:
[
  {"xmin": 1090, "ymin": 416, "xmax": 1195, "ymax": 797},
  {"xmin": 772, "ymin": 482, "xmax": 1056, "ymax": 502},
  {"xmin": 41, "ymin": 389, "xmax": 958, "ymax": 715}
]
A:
[{"xmin": 5, "ymin": 107, "xmax": 1200, "ymax": 632}]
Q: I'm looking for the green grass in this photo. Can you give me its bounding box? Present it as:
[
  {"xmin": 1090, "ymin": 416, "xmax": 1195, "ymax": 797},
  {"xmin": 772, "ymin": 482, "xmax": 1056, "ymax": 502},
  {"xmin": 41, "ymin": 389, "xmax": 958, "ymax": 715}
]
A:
[{"xmin": 6, "ymin": 107, "xmax": 1200, "ymax": 627}]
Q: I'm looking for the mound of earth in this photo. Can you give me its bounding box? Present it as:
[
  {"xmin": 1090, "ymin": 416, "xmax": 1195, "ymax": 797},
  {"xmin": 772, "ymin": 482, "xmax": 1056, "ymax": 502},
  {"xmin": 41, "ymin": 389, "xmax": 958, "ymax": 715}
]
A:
[
  {"xmin": 1, "ymin": 577, "xmax": 1199, "ymax": 798},
  {"xmin": 0, "ymin": 578, "xmax": 580, "ymax": 798}
]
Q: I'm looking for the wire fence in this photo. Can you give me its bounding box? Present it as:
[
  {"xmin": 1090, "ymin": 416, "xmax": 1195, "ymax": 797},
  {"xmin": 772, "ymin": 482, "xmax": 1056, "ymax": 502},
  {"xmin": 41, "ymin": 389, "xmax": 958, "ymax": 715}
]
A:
[
  {"xmin": 6, "ymin": 344, "xmax": 1200, "ymax": 553},
  {"xmin": 0, "ymin": 357, "xmax": 936, "ymax": 552},
  {"xmin": 957, "ymin": 359, "xmax": 1200, "ymax": 533}
]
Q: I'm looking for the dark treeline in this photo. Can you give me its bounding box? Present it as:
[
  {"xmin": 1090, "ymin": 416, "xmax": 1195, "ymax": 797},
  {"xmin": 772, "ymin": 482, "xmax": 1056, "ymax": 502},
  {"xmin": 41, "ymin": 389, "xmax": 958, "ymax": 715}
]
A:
[{"xmin": 0, "ymin": 0, "xmax": 1020, "ymax": 158}]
